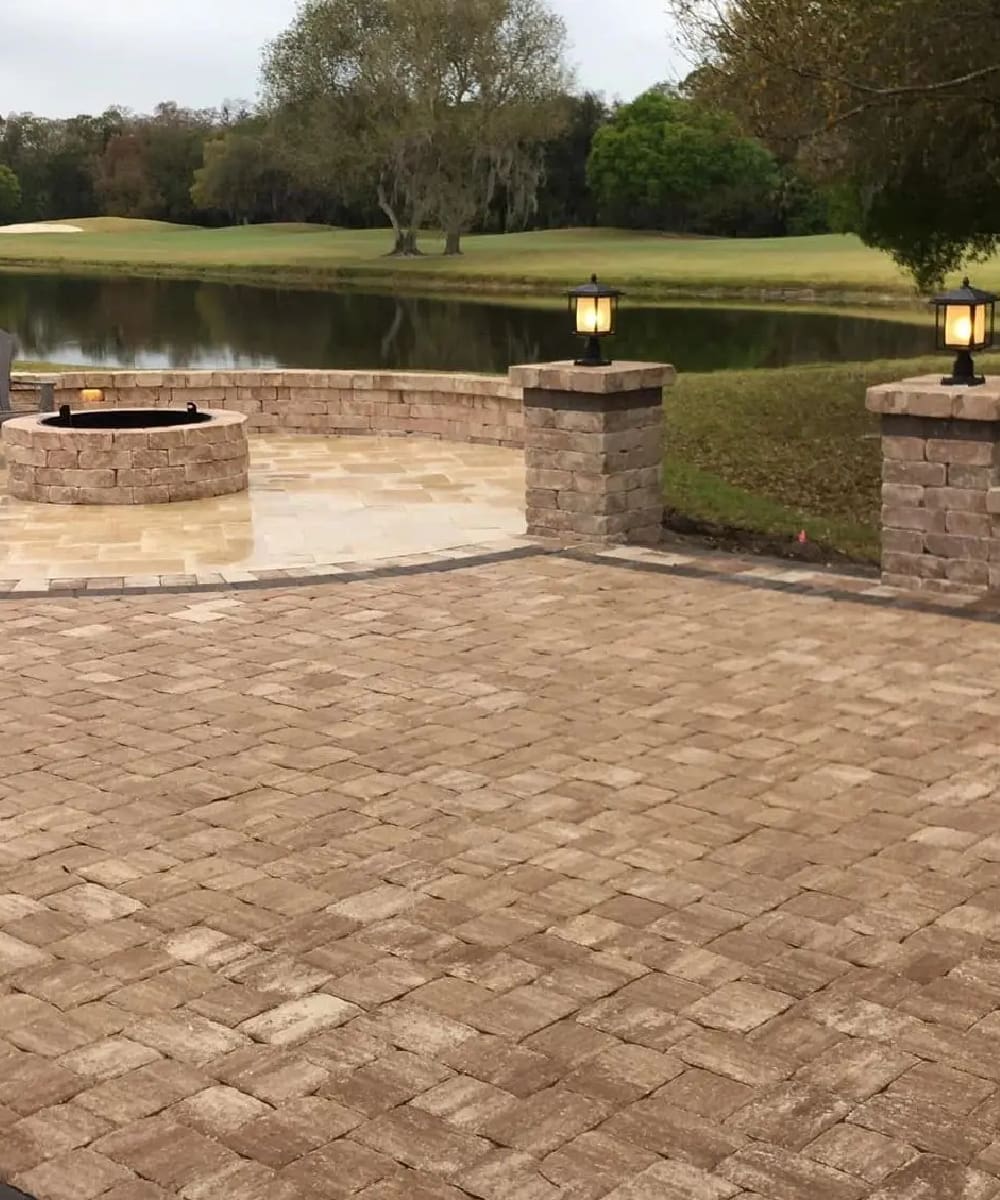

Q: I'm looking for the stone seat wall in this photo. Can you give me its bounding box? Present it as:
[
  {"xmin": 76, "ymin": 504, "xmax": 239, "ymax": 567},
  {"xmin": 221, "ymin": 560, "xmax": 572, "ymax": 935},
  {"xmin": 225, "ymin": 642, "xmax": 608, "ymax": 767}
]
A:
[{"xmin": 12, "ymin": 370, "xmax": 524, "ymax": 448}]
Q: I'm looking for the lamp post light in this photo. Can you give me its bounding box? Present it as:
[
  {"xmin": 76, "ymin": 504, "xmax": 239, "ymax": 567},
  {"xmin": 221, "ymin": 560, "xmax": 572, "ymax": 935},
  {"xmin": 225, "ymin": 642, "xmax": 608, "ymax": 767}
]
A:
[
  {"xmin": 932, "ymin": 277, "xmax": 997, "ymax": 387},
  {"xmin": 567, "ymin": 274, "xmax": 622, "ymax": 367}
]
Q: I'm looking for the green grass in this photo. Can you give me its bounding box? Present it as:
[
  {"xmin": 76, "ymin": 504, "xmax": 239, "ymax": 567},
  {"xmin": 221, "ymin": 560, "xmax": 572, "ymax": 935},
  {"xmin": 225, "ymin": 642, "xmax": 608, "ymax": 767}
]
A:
[
  {"xmin": 0, "ymin": 221, "xmax": 991, "ymax": 300},
  {"xmin": 665, "ymin": 354, "xmax": 977, "ymax": 562}
]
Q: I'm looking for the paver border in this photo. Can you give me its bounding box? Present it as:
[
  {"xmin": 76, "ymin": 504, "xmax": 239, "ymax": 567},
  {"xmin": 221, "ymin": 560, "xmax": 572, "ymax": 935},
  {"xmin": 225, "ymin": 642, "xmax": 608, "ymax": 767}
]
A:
[{"xmin": 1, "ymin": 537, "xmax": 999, "ymax": 625}]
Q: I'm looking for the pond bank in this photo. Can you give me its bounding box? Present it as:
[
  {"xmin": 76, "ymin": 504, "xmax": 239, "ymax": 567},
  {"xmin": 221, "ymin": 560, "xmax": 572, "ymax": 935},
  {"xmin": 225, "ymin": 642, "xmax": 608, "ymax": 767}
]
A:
[{"xmin": 0, "ymin": 226, "xmax": 951, "ymax": 305}]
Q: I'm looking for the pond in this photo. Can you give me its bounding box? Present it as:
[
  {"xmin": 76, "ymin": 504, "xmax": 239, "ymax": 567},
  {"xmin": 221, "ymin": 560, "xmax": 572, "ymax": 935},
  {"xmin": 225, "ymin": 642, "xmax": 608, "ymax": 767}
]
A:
[{"xmin": 0, "ymin": 272, "xmax": 931, "ymax": 374}]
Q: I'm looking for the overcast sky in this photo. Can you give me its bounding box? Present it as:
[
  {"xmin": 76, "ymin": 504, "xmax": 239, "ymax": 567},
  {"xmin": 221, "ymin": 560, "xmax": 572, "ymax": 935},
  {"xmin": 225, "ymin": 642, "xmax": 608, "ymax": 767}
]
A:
[{"xmin": 1, "ymin": 0, "xmax": 680, "ymax": 119}]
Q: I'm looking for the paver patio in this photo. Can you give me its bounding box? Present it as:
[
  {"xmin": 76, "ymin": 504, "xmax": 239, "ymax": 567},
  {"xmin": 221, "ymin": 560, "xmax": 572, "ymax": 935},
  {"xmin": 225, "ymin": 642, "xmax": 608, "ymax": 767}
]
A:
[{"xmin": 1, "ymin": 549, "xmax": 1000, "ymax": 1200}]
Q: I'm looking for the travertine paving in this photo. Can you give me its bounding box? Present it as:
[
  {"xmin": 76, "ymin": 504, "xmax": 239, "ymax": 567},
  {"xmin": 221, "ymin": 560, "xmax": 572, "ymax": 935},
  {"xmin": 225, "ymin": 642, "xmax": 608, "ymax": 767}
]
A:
[
  {"xmin": 0, "ymin": 436, "xmax": 525, "ymax": 587},
  {"xmin": 2, "ymin": 553, "xmax": 1000, "ymax": 1200}
]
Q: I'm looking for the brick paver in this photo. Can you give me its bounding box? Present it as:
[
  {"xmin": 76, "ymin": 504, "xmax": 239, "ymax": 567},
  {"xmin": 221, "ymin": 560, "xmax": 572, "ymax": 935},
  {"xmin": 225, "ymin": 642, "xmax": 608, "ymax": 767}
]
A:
[{"xmin": 1, "ymin": 555, "xmax": 1000, "ymax": 1199}]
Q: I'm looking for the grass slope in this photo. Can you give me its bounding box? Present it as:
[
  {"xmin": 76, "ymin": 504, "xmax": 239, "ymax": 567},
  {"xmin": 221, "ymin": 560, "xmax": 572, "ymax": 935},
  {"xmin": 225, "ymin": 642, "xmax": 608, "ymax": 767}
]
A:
[
  {"xmin": 0, "ymin": 222, "xmax": 978, "ymax": 299},
  {"xmin": 666, "ymin": 354, "xmax": 975, "ymax": 562}
]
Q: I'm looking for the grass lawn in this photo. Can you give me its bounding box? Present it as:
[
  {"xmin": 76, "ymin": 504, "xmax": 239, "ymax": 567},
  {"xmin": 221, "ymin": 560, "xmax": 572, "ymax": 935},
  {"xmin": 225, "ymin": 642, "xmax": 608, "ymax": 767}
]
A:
[
  {"xmin": 0, "ymin": 221, "xmax": 992, "ymax": 301},
  {"xmin": 665, "ymin": 354, "xmax": 977, "ymax": 563}
]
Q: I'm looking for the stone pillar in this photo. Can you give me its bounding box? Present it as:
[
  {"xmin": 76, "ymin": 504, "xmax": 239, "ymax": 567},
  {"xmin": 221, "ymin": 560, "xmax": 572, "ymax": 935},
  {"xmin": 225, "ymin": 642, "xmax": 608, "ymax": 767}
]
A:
[
  {"xmin": 867, "ymin": 375, "xmax": 1000, "ymax": 594},
  {"xmin": 509, "ymin": 360, "xmax": 674, "ymax": 545}
]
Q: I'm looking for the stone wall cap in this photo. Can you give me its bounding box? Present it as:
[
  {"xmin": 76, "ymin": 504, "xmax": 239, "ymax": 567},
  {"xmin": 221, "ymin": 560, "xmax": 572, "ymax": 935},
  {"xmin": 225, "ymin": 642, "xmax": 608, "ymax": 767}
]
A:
[
  {"xmin": 509, "ymin": 360, "xmax": 676, "ymax": 394},
  {"xmin": 1, "ymin": 409, "xmax": 246, "ymax": 435},
  {"xmin": 867, "ymin": 375, "xmax": 1000, "ymax": 421}
]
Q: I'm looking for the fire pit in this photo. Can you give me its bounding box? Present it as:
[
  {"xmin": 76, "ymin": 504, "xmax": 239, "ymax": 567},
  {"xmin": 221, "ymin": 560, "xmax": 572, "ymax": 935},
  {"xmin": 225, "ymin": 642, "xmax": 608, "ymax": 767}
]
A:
[{"xmin": 1, "ymin": 406, "xmax": 249, "ymax": 505}]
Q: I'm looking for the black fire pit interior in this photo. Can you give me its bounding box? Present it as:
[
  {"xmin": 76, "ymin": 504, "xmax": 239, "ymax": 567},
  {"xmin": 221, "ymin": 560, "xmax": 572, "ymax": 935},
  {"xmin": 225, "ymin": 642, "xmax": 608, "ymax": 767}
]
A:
[{"xmin": 43, "ymin": 405, "xmax": 211, "ymax": 429}]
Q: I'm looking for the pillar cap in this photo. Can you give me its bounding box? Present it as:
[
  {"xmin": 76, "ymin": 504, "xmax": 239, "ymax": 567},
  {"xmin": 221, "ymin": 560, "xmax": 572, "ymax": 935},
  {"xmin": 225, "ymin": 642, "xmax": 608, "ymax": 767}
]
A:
[
  {"xmin": 509, "ymin": 361, "xmax": 675, "ymax": 395},
  {"xmin": 867, "ymin": 374, "xmax": 1000, "ymax": 421}
]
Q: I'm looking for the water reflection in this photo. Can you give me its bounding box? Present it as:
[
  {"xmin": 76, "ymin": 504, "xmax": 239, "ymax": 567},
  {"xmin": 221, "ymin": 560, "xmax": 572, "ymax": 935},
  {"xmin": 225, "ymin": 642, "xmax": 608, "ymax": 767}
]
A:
[{"xmin": 0, "ymin": 272, "xmax": 931, "ymax": 374}]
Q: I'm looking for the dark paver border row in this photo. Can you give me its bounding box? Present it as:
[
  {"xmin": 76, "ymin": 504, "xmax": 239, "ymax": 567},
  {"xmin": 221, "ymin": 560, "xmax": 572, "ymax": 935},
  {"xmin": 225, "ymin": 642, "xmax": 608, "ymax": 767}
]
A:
[{"xmin": 2, "ymin": 540, "xmax": 999, "ymax": 626}]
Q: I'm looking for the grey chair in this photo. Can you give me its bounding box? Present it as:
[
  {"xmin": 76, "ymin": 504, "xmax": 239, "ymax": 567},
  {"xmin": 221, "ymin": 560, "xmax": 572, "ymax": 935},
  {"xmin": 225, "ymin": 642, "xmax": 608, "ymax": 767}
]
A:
[
  {"xmin": 0, "ymin": 329, "xmax": 14, "ymax": 414},
  {"xmin": 0, "ymin": 330, "xmax": 54, "ymax": 418}
]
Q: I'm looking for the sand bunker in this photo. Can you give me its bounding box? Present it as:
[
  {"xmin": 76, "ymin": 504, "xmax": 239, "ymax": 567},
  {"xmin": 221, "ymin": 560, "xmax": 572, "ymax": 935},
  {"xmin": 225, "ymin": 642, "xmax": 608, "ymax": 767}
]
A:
[{"xmin": 0, "ymin": 222, "xmax": 83, "ymax": 234}]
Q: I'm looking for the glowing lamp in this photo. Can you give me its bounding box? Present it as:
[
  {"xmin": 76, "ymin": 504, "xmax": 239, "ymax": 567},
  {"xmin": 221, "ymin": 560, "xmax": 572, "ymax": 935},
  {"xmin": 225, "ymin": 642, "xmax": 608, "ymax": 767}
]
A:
[
  {"xmin": 932, "ymin": 277, "xmax": 997, "ymax": 386},
  {"xmin": 80, "ymin": 388, "xmax": 105, "ymax": 405},
  {"xmin": 567, "ymin": 274, "xmax": 622, "ymax": 367}
]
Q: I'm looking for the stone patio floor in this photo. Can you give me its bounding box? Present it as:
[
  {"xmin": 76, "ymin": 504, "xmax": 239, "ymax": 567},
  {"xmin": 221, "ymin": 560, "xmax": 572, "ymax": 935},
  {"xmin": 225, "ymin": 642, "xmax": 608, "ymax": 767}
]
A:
[
  {"xmin": 0, "ymin": 436, "xmax": 525, "ymax": 590},
  {"xmin": 2, "ymin": 548, "xmax": 1000, "ymax": 1200}
]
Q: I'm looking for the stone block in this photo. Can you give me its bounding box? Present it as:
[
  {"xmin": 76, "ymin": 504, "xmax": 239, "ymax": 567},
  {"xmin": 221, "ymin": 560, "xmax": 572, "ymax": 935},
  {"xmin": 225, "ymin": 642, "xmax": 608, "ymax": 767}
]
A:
[
  {"xmin": 924, "ymin": 533, "xmax": 989, "ymax": 560},
  {"xmin": 524, "ymin": 407, "xmax": 556, "ymax": 429},
  {"xmin": 78, "ymin": 451, "xmax": 134, "ymax": 470},
  {"xmin": 926, "ymin": 438, "xmax": 997, "ymax": 466},
  {"xmin": 150, "ymin": 467, "xmax": 188, "ymax": 486},
  {"xmin": 5, "ymin": 443, "xmax": 47, "ymax": 467},
  {"xmin": 46, "ymin": 486, "xmax": 85, "ymax": 504},
  {"xmin": 881, "ymin": 506, "xmax": 934, "ymax": 533},
  {"xmin": 525, "ymin": 488, "xmax": 559, "ymax": 510},
  {"xmin": 883, "ymin": 437, "xmax": 926, "ymax": 461},
  {"xmin": 63, "ymin": 431, "xmax": 114, "ymax": 451},
  {"xmin": 558, "ymin": 490, "xmax": 629, "ymax": 515},
  {"xmin": 923, "ymin": 487, "xmax": 987, "ymax": 513},
  {"xmin": 883, "ymin": 552, "xmax": 946, "ymax": 580},
  {"xmin": 882, "ymin": 529, "xmax": 924, "ymax": 554},
  {"xmin": 948, "ymin": 464, "xmax": 996, "ymax": 489},
  {"xmin": 118, "ymin": 469, "xmax": 153, "ymax": 487},
  {"xmin": 78, "ymin": 487, "xmax": 133, "ymax": 504},
  {"xmin": 37, "ymin": 468, "xmax": 116, "ymax": 488},
  {"xmin": 512, "ymin": 362, "xmax": 674, "ymax": 393},
  {"xmin": 945, "ymin": 511, "xmax": 990, "ymax": 537},
  {"xmin": 109, "ymin": 432, "xmax": 150, "ymax": 450},
  {"xmin": 946, "ymin": 559, "xmax": 989, "ymax": 586},
  {"xmin": 148, "ymin": 430, "xmax": 187, "ymax": 450},
  {"xmin": 525, "ymin": 468, "xmax": 575, "ymax": 490},
  {"xmin": 882, "ymin": 484, "xmax": 924, "ymax": 506},
  {"xmin": 132, "ymin": 449, "xmax": 169, "ymax": 468},
  {"xmin": 525, "ymin": 506, "xmax": 576, "ymax": 532},
  {"xmin": 572, "ymin": 472, "xmax": 630, "ymax": 495},
  {"xmin": 882, "ymin": 461, "xmax": 947, "ymax": 487},
  {"xmin": 953, "ymin": 392, "xmax": 1000, "ymax": 421},
  {"xmin": 131, "ymin": 486, "xmax": 172, "ymax": 504},
  {"xmin": 45, "ymin": 450, "xmax": 79, "ymax": 469}
]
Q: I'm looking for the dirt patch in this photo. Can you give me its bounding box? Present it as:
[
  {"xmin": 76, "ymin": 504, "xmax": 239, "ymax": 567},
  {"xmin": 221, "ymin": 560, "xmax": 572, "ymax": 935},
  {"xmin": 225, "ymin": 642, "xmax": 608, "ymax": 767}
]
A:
[{"xmin": 662, "ymin": 509, "xmax": 875, "ymax": 571}]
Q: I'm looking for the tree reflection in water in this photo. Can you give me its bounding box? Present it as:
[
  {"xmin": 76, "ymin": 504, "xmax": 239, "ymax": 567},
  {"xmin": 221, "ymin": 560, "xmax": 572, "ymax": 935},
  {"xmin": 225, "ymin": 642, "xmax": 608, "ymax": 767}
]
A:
[{"xmin": 0, "ymin": 273, "xmax": 930, "ymax": 373}]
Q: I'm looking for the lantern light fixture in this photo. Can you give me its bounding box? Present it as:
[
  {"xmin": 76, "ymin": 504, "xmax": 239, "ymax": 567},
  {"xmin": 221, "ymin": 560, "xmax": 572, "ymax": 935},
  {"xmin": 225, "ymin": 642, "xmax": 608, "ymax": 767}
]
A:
[
  {"xmin": 567, "ymin": 274, "xmax": 622, "ymax": 367},
  {"xmin": 931, "ymin": 277, "xmax": 997, "ymax": 387}
]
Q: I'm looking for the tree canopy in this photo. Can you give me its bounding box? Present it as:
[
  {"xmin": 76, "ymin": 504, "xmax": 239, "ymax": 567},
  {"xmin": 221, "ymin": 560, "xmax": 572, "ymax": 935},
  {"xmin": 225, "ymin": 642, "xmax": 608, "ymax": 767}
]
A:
[
  {"xmin": 587, "ymin": 89, "xmax": 778, "ymax": 234},
  {"xmin": 0, "ymin": 165, "xmax": 20, "ymax": 224},
  {"xmin": 671, "ymin": 0, "xmax": 1000, "ymax": 289},
  {"xmin": 262, "ymin": 0, "xmax": 571, "ymax": 254}
]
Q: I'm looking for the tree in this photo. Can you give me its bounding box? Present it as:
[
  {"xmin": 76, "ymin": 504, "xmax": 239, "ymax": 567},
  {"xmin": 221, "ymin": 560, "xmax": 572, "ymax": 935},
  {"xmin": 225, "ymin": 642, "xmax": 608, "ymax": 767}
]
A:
[
  {"xmin": 587, "ymin": 89, "xmax": 778, "ymax": 234},
  {"xmin": 533, "ymin": 92, "xmax": 607, "ymax": 229},
  {"xmin": 262, "ymin": 0, "xmax": 570, "ymax": 256},
  {"xmin": 143, "ymin": 104, "xmax": 217, "ymax": 224},
  {"xmin": 670, "ymin": 0, "xmax": 1000, "ymax": 288},
  {"xmin": 0, "ymin": 165, "xmax": 21, "ymax": 223},
  {"xmin": 95, "ymin": 133, "xmax": 160, "ymax": 217}
]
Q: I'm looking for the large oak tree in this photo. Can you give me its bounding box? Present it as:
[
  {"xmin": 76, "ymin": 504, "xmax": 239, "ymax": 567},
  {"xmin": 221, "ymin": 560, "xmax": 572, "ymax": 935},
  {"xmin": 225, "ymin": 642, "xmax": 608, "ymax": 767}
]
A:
[{"xmin": 262, "ymin": 0, "xmax": 570, "ymax": 255}]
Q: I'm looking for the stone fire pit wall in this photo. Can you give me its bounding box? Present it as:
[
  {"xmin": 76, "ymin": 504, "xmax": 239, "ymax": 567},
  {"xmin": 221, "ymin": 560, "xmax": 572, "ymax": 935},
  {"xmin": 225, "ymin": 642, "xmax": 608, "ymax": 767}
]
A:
[
  {"xmin": 866, "ymin": 375, "xmax": 1000, "ymax": 593},
  {"xmin": 13, "ymin": 370, "xmax": 524, "ymax": 447},
  {"xmin": 2, "ymin": 410, "xmax": 248, "ymax": 505}
]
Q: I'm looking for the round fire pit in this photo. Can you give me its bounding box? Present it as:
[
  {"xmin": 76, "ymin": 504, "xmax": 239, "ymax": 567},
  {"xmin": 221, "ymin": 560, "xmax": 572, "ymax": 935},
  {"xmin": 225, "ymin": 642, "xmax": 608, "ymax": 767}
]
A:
[{"xmin": 2, "ymin": 407, "xmax": 249, "ymax": 505}]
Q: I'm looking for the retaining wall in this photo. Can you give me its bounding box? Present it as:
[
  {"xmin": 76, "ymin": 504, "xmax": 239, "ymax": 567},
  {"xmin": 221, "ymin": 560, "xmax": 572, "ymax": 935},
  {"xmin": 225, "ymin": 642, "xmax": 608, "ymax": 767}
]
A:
[{"xmin": 12, "ymin": 370, "xmax": 524, "ymax": 448}]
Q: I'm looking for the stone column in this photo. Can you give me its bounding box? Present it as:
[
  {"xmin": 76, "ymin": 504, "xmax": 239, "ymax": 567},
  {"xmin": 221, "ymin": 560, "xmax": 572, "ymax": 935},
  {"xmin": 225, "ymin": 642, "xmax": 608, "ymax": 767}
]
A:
[
  {"xmin": 509, "ymin": 360, "xmax": 674, "ymax": 545},
  {"xmin": 867, "ymin": 375, "xmax": 1000, "ymax": 594}
]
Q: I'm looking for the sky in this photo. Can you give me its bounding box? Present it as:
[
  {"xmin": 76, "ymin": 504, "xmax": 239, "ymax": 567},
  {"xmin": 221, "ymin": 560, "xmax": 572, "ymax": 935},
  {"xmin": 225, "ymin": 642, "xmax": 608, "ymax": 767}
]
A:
[{"xmin": 1, "ymin": 0, "xmax": 680, "ymax": 120}]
